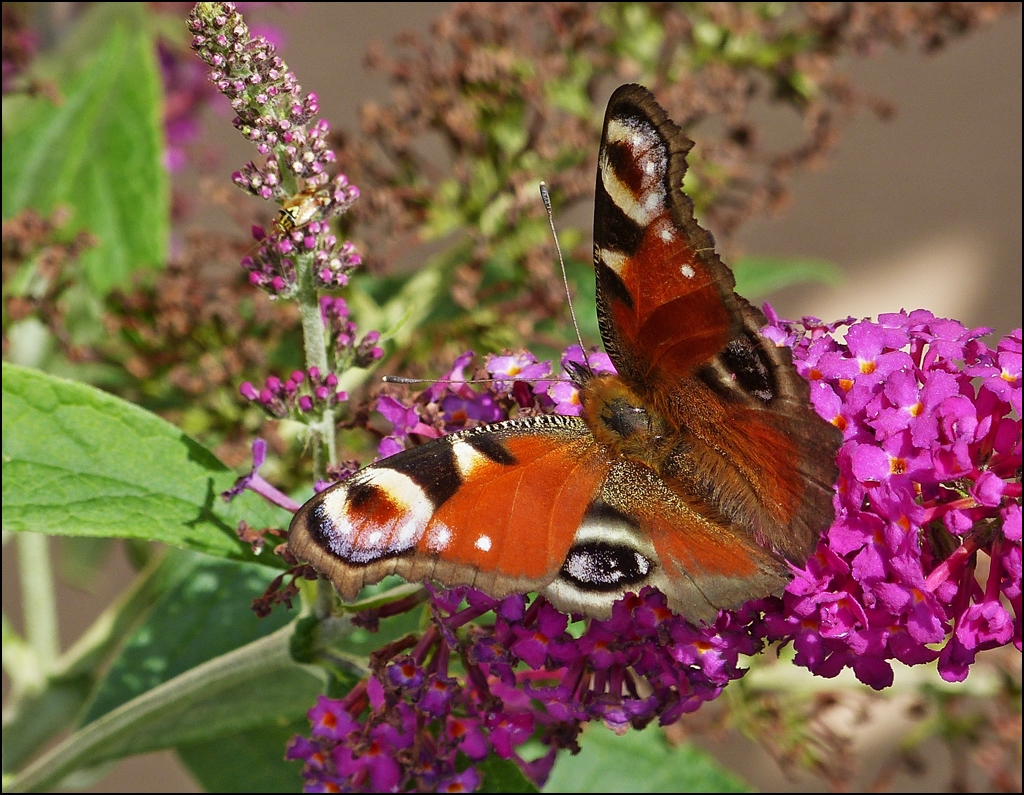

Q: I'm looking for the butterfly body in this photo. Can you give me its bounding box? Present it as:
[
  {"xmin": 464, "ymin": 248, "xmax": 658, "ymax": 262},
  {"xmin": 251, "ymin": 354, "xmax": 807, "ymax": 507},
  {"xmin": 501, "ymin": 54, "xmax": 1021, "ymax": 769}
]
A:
[{"xmin": 288, "ymin": 85, "xmax": 841, "ymax": 622}]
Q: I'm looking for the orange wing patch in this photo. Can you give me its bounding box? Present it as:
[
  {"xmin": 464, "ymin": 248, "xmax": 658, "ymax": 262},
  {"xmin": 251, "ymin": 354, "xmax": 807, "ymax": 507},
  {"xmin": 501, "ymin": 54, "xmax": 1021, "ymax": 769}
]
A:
[
  {"xmin": 425, "ymin": 433, "xmax": 608, "ymax": 581},
  {"xmin": 599, "ymin": 461, "xmax": 791, "ymax": 621}
]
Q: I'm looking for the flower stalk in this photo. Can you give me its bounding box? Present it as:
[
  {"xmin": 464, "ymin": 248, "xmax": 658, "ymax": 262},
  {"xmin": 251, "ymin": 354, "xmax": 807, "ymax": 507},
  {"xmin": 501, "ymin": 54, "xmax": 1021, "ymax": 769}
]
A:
[
  {"xmin": 189, "ymin": 1, "xmax": 366, "ymax": 481},
  {"xmin": 296, "ymin": 253, "xmax": 336, "ymax": 473}
]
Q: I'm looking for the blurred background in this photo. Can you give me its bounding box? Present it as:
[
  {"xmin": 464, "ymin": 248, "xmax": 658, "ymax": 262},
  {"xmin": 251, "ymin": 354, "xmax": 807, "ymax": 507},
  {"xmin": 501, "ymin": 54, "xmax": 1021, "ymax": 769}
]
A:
[
  {"xmin": 3, "ymin": 3, "xmax": 1020, "ymax": 792},
  {"xmin": 215, "ymin": 3, "xmax": 1022, "ymax": 338}
]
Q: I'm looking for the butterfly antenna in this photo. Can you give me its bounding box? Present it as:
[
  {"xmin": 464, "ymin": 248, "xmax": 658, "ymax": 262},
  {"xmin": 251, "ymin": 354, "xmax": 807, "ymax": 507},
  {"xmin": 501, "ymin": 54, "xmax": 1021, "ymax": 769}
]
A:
[
  {"xmin": 540, "ymin": 183, "xmax": 591, "ymax": 376},
  {"xmin": 383, "ymin": 375, "xmax": 572, "ymax": 385}
]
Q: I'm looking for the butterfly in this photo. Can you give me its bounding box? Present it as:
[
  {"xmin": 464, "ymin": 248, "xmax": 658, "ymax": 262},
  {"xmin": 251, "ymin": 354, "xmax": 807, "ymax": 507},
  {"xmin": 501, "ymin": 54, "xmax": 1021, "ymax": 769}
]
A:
[{"xmin": 287, "ymin": 84, "xmax": 842, "ymax": 623}]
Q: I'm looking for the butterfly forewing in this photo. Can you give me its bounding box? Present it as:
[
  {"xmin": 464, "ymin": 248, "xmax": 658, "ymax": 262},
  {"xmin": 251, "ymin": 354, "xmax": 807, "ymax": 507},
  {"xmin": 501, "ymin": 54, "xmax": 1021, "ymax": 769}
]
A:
[
  {"xmin": 288, "ymin": 415, "xmax": 611, "ymax": 600},
  {"xmin": 593, "ymin": 84, "xmax": 742, "ymax": 390},
  {"xmin": 590, "ymin": 85, "xmax": 840, "ymax": 570}
]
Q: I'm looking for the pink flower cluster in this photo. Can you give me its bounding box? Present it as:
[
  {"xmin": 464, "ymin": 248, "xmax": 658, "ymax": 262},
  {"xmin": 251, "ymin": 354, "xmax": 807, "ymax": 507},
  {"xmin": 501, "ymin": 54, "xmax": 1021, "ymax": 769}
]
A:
[
  {"xmin": 760, "ymin": 309, "xmax": 1020, "ymax": 685},
  {"xmin": 239, "ymin": 367, "xmax": 347, "ymax": 420},
  {"xmin": 374, "ymin": 346, "xmax": 615, "ymax": 459},
  {"xmin": 239, "ymin": 216, "xmax": 362, "ymax": 299},
  {"xmin": 188, "ymin": 2, "xmax": 362, "ymax": 299},
  {"xmin": 288, "ymin": 310, "xmax": 1020, "ymax": 791}
]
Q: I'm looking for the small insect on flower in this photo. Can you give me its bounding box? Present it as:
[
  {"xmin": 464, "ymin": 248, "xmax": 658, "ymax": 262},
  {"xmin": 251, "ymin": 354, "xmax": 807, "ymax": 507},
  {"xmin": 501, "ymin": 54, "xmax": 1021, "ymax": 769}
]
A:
[{"xmin": 276, "ymin": 185, "xmax": 330, "ymax": 235}]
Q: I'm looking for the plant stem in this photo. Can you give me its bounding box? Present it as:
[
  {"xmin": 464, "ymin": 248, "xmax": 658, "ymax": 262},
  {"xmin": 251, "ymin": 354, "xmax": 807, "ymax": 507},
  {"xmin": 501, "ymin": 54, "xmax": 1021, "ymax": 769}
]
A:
[
  {"xmin": 314, "ymin": 575, "xmax": 336, "ymax": 619},
  {"xmin": 295, "ymin": 251, "xmax": 337, "ymax": 476},
  {"xmin": 294, "ymin": 235, "xmax": 338, "ymax": 616},
  {"xmin": 15, "ymin": 532, "xmax": 59, "ymax": 671},
  {"xmin": 4, "ymin": 622, "xmax": 322, "ymax": 792}
]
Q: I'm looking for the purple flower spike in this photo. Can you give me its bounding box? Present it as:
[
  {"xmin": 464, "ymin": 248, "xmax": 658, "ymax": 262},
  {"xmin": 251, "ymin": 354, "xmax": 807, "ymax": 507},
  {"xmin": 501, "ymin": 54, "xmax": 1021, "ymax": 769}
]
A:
[
  {"xmin": 759, "ymin": 308, "xmax": 1020, "ymax": 687},
  {"xmin": 546, "ymin": 346, "xmax": 618, "ymax": 414},
  {"xmin": 189, "ymin": 3, "xmax": 361, "ymax": 299},
  {"xmin": 240, "ymin": 370, "xmax": 350, "ymax": 420},
  {"xmin": 288, "ymin": 312, "xmax": 1018, "ymax": 790},
  {"xmin": 486, "ymin": 351, "xmax": 552, "ymax": 393}
]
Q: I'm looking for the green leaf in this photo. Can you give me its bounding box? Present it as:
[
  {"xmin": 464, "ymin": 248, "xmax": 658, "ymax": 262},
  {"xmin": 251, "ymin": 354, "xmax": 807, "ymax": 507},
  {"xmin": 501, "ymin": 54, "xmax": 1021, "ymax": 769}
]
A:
[
  {"xmin": 176, "ymin": 719, "xmax": 307, "ymax": 793},
  {"xmin": 605, "ymin": 3, "xmax": 665, "ymax": 71},
  {"xmin": 1, "ymin": 362, "xmax": 289, "ymax": 564},
  {"xmin": 479, "ymin": 755, "xmax": 540, "ymax": 793},
  {"xmin": 79, "ymin": 555, "xmax": 297, "ymax": 726},
  {"xmin": 543, "ymin": 724, "xmax": 749, "ymax": 793},
  {"xmin": 5, "ymin": 624, "xmax": 323, "ymax": 793},
  {"xmin": 732, "ymin": 256, "xmax": 841, "ymax": 299},
  {"xmin": 1, "ymin": 3, "xmax": 168, "ymax": 294}
]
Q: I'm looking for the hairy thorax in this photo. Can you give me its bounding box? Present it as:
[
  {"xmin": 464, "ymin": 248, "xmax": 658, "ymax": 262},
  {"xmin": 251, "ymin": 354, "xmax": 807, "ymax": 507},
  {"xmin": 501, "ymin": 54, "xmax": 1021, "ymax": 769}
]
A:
[{"xmin": 579, "ymin": 374, "xmax": 676, "ymax": 471}]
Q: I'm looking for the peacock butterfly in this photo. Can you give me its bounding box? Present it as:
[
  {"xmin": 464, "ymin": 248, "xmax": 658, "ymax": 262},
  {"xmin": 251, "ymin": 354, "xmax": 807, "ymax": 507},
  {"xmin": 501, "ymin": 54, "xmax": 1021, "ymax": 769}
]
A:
[{"xmin": 287, "ymin": 84, "xmax": 842, "ymax": 622}]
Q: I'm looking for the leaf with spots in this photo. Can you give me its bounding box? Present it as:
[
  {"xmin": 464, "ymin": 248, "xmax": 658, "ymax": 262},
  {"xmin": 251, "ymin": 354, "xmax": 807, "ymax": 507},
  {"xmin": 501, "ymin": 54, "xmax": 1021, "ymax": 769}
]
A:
[{"xmin": 78, "ymin": 552, "xmax": 302, "ymax": 727}]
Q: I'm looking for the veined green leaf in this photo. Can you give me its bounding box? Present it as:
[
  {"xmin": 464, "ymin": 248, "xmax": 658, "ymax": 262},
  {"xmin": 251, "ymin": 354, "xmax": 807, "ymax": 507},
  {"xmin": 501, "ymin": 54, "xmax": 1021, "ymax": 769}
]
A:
[{"xmin": 2, "ymin": 363, "xmax": 289, "ymax": 564}]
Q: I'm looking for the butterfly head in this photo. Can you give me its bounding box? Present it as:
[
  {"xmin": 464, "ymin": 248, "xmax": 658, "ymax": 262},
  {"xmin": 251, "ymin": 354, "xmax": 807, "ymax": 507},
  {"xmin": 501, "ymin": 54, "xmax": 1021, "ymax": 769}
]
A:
[{"xmin": 563, "ymin": 356, "xmax": 593, "ymax": 387}]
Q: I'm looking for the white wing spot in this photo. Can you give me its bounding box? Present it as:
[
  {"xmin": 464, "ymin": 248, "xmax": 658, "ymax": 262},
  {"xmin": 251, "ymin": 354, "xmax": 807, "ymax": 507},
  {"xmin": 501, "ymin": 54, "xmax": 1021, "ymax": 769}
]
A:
[
  {"xmin": 426, "ymin": 522, "xmax": 452, "ymax": 552},
  {"xmin": 680, "ymin": 264, "xmax": 695, "ymax": 278},
  {"xmin": 475, "ymin": 534, "xmax": 492, "ymax": 552}
]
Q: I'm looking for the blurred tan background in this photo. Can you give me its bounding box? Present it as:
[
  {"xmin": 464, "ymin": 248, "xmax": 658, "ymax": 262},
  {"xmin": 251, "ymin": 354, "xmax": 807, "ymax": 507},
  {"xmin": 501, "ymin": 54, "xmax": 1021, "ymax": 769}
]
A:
[
  {"xmin": 236, "ymin": 3, "xmax": 1021, "ymax": 338},
  {"xmin": 3, "ymin": 3, "xmax": 1020, "ymax": 792}
]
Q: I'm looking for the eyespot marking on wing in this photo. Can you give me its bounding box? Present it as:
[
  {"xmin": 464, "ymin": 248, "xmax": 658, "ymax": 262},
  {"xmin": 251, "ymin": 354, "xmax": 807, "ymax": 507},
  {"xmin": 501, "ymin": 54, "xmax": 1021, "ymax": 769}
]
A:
[
  {"xmin": 310, "ymin": 468, "xmax": 434, "ymax": 563},
  {"xmin": 561, "ymin": 543, "xmax": 651, "ymax": 590},
  {"xmin": 558, "ymin": 502, "xmax": 657, "ymax": 592},
  {"xmin": 316, "ymin": 488, "xmax": 354, "ymax": 538}
]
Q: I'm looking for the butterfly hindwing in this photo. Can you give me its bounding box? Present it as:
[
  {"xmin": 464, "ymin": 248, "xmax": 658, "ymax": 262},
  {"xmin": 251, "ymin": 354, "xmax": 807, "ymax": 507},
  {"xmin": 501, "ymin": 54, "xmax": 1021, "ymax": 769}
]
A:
[{"xmin": 541, "ymin": 459, "xmax": 792, "ymax": 622}]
